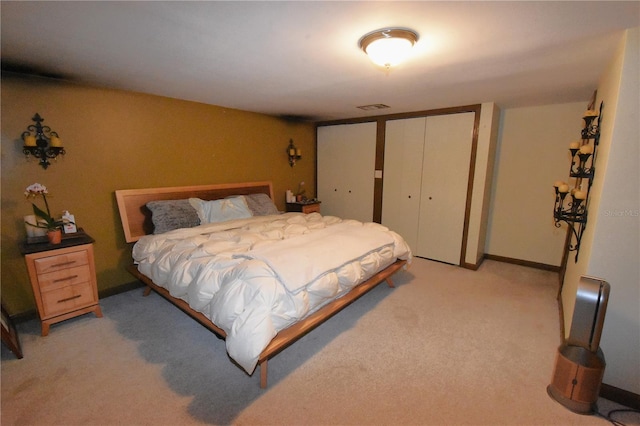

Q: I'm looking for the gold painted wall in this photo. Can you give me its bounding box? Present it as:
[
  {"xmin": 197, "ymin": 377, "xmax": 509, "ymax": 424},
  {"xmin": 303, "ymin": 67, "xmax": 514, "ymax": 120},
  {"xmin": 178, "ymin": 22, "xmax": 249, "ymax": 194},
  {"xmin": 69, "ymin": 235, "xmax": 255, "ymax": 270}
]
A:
[{"xmin": 1, "ymin": 73, "xmax": 316, "ymax": 315}]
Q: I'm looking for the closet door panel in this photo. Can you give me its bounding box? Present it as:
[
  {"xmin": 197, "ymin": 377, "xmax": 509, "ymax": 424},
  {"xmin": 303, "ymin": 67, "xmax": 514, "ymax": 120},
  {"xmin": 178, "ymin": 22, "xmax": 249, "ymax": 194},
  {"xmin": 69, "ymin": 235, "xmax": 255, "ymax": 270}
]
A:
[
  {"xmin": 416, "ymin": 112, "xmax": 474, "ymax": 264},
  {"xmin": 317, "ymin": 122, "xmax": 376, "ymax": 221},
  {"xmin": 382, "ymin": 118, "xmax": 426, "ymax": 251},
  {"xmin": 340, "ymin": 123, "xmax": 376, "ymax": 222},
  {"xmin": 317, "ymin": 125, "xmax": 343, "ymax": 216}
]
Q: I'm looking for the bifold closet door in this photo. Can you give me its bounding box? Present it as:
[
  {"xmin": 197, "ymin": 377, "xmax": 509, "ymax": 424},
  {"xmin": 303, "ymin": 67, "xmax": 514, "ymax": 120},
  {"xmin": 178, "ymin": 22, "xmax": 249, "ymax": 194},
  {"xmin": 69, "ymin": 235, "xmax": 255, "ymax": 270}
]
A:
[
  {"xmin": 317, "ymin": 122, "xmax": 377, "ymax": 222},
  {"xmin": 381, "ymin": 118, "xmax": 426, "ymax": 252},
  {"xmin": 416, "ymin": 112, "xmax": 474, "ymax": 264}
]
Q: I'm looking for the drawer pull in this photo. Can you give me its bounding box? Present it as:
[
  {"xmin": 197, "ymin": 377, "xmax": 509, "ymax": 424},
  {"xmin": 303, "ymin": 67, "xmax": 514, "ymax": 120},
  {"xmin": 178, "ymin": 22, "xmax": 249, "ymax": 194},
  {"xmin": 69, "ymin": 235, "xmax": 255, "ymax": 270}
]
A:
[
  {"xmin": 53, "ymin": 275, "xmax": 79, "ymax": 283},
  {"xmin": 51, "ymin": 261, "xmax": 76, "ymax": 268},
  {"xmin": 57, "ymin": 294, "xmax": 82, "ymax": 304}
]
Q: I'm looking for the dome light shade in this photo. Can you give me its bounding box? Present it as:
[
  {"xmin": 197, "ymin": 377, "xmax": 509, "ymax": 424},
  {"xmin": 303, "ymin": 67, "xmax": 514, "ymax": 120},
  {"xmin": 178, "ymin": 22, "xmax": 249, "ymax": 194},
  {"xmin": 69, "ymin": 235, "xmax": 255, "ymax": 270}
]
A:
[{"xmin": 359, "ymin": 28, "xmax": 419, "ymax": 68}]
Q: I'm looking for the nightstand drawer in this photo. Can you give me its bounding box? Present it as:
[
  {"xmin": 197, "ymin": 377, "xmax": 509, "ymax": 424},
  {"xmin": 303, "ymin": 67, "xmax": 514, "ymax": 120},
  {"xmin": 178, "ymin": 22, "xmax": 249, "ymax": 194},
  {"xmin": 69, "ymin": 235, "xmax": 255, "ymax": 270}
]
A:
[
  {"xmin": 37, "ymin": 265, "xmax": 92, "ymax": 291},
  {"xmin": 286, "ymin": 202, "xmax": 321, "ymax": 214},
  {"xmin": 301, "ymin": 203, "xmax": 320, "ymax": 214},
  {"xmin": 34, "ymin": 250, "xmax": 89, "ymax": 274},
  {"xmin": 41, "ymin": 281, "xmax": 95, "ymax": 318}
]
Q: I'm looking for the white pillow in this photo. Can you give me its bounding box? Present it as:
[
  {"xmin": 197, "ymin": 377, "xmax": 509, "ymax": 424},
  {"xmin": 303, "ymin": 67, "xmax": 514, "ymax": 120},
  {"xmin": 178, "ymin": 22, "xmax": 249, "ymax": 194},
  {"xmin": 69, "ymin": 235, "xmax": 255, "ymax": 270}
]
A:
[{"xmin": 188, "ymin": 196, "xmax": 253, "ymax": 224}]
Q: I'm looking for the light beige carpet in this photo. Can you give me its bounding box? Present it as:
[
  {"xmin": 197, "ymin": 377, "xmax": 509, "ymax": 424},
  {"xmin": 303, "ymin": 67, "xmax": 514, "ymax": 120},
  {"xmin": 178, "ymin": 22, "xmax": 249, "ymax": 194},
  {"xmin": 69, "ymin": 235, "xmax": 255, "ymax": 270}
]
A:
[{"xmin": 2, "ymin": 258, "xmax": 638, "ymax": 425}]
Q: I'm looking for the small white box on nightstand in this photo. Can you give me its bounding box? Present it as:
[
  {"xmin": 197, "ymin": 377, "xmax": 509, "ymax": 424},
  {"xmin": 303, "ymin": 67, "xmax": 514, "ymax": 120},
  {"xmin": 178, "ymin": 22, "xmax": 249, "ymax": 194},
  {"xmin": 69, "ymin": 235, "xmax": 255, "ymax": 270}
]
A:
[{"xmin": 62, "ymin": 211, "xmax": 77, "ymax": 234}]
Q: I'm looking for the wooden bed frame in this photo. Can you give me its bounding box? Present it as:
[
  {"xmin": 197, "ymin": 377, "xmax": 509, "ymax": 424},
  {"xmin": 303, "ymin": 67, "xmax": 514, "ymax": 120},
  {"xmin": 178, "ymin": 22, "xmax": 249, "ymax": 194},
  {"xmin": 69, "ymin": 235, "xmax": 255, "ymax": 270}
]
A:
[{"xmin": 115, "ymin": 181, "xmax": 407, "ymax": 388}]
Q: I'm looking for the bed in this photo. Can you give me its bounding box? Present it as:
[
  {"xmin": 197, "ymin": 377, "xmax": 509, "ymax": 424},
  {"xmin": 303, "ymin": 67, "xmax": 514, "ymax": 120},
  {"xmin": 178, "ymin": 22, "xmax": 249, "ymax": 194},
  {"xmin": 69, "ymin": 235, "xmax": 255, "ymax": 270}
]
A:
[{"xmin": 115, "ymin": 181, "xmax": 411, "ymax": 388}]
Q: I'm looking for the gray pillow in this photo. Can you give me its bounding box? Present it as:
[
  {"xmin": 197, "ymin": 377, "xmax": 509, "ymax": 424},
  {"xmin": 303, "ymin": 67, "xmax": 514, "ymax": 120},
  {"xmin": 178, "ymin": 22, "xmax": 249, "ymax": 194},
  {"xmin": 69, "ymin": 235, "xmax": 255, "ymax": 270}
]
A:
[
  {"xmin": 146, "ymin": 199, "xmax": 200, "ymax": 234},
  {"xmin": 245, "ymin": 193, "xmax": 279, "ymax": 216}
]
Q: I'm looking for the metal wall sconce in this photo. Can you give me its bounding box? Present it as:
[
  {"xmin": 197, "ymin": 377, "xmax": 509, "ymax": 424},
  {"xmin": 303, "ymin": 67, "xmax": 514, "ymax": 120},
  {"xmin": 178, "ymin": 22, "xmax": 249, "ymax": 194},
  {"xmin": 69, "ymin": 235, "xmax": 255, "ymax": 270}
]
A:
[
  {"xmin": 287, "ymin": 139, "xmax": 302, "ymax": 167},
  {"xmin": 553, "ymin": 101, "xmax": 603, "ymax": 262},
  {"xmin": 22, "ymin": 113, "xmax": 65, "ymax": 170}
]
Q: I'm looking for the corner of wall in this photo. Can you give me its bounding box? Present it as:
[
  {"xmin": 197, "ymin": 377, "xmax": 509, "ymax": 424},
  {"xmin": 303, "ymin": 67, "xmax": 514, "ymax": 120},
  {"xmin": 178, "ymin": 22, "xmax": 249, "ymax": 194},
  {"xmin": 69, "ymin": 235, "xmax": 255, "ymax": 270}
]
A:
[
  {"xmin": 559, "ymin": 28, "xmax": 640, "ymax": 398},
  {"xmin": 560, "ymin": 29, "xmax": 630, "ymax": 340},
  {"xmin": 465, "ymin": 102, "xmax": 499, "ymax": 265}
]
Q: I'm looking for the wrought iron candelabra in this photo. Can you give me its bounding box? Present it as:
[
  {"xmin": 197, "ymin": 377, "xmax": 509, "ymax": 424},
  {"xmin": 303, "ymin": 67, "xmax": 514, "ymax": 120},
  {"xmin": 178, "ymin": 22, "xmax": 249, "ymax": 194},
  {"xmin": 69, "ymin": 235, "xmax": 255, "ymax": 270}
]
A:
[
  {"xmin": 22, "ymin": 113, "xmax": 65, "ymax": 169},
  {"xmin": 553, "ymin": 101, "xmax": 603, "ymax": 261},
  {"xmin": 287, "ymin": 139, "xmax": 302, "ymax": 167}
]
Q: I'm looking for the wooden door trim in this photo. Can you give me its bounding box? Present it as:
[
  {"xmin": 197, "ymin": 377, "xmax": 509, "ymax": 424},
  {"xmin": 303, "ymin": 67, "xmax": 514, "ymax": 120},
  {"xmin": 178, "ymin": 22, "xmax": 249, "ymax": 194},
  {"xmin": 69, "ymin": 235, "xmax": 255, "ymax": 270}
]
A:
[
  {"xmin": 459, "ymin": 106, "xmax": 482, "ymax": 265},
  {"xmin": 373, "ymin": 119, "xmax": 386, "ymax": 223},
  {"xmin": 316, "ymin": 104, "xmax": 482, "ymax": 127}
]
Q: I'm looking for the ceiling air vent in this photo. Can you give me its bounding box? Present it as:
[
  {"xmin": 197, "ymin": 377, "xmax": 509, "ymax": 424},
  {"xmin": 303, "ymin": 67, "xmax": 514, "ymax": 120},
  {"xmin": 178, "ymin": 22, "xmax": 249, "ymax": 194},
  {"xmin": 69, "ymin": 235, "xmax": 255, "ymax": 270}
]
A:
[{"xmin": 356, "ymin": 104, "xmax": 390, "ymax": 111}]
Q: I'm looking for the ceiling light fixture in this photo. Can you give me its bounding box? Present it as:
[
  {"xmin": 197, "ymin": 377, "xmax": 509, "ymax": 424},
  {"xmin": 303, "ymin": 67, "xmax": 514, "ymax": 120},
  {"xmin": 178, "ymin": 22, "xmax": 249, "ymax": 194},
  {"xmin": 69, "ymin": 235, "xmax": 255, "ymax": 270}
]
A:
[{"xmin": 359, "ymin": 27, "xmax": 419, "ymax": 70}]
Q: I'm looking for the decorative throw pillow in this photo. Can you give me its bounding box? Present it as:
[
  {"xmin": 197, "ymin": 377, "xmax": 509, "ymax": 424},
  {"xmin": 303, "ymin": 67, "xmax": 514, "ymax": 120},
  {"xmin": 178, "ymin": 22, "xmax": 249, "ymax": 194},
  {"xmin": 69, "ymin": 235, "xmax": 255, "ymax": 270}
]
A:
[
  {"xmin": 188, "ymin": 196, "xmax": 253, "ymax": 224},
  {"xmin": 146, "ymin": 199, "xmax": 200, "ymax": 234},
  {"xmin": 245, "ymin": 193, "xmax": 279, "ymax": 216}
]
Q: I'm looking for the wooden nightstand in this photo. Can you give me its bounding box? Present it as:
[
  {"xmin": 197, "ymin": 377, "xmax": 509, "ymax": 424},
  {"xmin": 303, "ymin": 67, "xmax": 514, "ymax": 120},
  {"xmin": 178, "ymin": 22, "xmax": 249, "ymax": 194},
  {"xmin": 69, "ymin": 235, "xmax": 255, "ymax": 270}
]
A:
[
  {"xmin": 286, "ymin": 201, "xmax": 321, "ymax": 214},
  {"xmin": 20, "ymin": 231, "xmax": 102, "ymax": 336}
]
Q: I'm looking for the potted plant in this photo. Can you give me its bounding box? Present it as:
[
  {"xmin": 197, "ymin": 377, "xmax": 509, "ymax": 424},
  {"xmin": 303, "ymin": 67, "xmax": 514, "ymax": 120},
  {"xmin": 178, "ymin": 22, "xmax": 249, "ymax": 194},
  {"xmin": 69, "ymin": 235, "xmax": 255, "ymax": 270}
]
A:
[
  {"xmin": 24, "ymin": 183, "xmax": 70, "ymax": 244},
  {"xmin": 295, "ymin": 181, "xmax": 306, "ymax": 202}
]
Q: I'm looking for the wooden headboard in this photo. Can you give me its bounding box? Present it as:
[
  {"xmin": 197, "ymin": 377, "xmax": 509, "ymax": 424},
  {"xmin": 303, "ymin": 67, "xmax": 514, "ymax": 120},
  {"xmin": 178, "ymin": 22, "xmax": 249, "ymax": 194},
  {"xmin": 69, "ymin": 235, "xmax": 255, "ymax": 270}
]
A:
[{"xmin": 115, "ymin": 181, "xmax": 274, "ymax": 243}]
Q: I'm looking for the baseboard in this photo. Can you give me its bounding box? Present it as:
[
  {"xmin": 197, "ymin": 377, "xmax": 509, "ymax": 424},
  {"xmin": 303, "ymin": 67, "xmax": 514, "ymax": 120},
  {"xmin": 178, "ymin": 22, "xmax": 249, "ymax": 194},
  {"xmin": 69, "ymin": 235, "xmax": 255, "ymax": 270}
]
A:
[
  {"xmin": 601, "ymin": 383, "xmax": 640, "ymax": 410},
  {"xmin": 459, "ymin": 252, "xmax": 489, "ymax": 270},
  {"xmin": 98, "ymin": 280, "xmax": 145, "ymax": 299},
  {"xmin": 9, "ymin": 309, "xmax": 38, "ymax": 324},
  {"xmin": 462, "ymin": 257, "xmax": 484, "ymax": 270},
  {"xmin": 484, "ymin": 254, "xmax": 560, "ymax": 272}
]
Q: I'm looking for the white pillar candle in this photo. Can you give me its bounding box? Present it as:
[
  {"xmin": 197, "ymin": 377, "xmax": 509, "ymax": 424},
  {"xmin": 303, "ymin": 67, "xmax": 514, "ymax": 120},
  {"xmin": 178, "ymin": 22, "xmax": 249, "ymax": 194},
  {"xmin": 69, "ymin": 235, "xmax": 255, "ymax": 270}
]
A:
[
  {"xmin": 579, "ymin": 144, "xmax": 594, "ymax": 154},
  {"xmin": 50, "ymin": 136, "xmax": 62, "ymax": 147},
  {"xmin": 23, "ymin": 135, "xmax": 37, "ymax": 146},
  {"xmin": 574, "ymin": 190, "xmax": 587, "ymax": 200},
  {"xmin": 558, "ymin": 184, "xmax": 570, "ymax": 193}
]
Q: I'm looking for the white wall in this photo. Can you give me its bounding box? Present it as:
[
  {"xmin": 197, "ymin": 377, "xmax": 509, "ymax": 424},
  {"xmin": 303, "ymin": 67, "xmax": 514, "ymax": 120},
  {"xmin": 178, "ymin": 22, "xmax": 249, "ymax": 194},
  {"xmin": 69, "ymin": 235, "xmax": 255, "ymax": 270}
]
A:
[
  {"xmin": 486, "ymin": 102, "xmax": 587, "ymax": 266},
  {"xmin": 562, "ymin": 27, "xmax": 639, "ymax": 394}
]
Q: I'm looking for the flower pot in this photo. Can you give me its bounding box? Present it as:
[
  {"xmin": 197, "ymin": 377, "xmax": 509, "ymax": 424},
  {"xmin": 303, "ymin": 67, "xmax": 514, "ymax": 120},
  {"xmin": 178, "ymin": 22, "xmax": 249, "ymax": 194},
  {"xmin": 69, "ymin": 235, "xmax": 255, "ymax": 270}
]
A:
[{"xmin": 47, "ymin": 229, "xmax": 62, "ymax": 245}]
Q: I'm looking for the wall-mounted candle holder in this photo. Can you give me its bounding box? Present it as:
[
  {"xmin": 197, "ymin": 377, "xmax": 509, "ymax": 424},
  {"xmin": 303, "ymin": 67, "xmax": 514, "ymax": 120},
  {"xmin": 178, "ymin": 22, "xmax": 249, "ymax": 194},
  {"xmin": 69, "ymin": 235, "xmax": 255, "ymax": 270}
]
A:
[
  {"xmin": 287, "ymin": 139, "xmax": 302, "ymax": 167},
  {"xmin": 21, "ymin": 113, "xmax": 65, "ymax": 170},
  {"xmin": 553, "ymin": 101, "xmax": 603, "ymax": 261}
]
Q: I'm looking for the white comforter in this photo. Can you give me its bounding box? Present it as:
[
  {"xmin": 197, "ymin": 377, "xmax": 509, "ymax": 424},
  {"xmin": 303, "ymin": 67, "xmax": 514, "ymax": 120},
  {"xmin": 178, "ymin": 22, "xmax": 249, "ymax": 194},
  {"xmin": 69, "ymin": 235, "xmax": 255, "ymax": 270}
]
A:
[{"xmin": 132, "ymin": 212, "xmax": 412, "ymax": 373}]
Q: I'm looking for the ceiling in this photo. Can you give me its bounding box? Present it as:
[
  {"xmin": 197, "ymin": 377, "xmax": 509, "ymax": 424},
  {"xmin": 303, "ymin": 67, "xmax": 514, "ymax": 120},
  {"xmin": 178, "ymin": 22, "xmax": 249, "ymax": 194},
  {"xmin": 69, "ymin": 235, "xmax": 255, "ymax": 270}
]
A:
[{"xmin": 1, "ymin": 1, "xmax": 638, "ymax": 122}]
